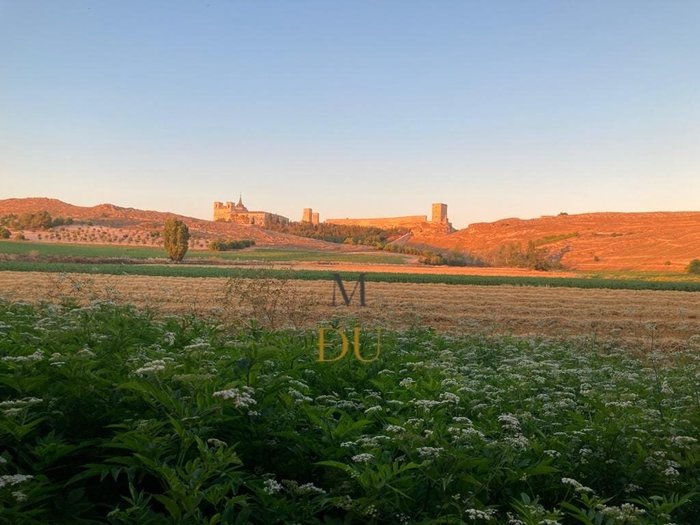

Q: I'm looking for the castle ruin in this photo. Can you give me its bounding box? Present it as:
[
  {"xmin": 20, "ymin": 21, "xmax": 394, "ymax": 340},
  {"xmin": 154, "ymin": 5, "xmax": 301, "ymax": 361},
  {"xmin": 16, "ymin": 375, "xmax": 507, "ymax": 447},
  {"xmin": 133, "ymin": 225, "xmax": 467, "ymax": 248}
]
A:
[
  {"xmin": 326, "ymin": 203, "xmax": 452, "ymax": 231},
  {"xmin": 213, "ymin": 196, "xmax": 289, "ymax": 226},
  {"xmin": 301, "ymin": 208, "xmax": 320, "ymax": 225}
]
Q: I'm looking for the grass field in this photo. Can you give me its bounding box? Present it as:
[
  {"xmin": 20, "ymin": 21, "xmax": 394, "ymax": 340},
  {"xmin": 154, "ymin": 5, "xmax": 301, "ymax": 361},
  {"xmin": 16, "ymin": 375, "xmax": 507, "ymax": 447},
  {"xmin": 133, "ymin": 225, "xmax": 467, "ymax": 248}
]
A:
[
  {"xmin": 2, "ymin": 259, "xmax": 700, "ymax": 292},
  {"xmin": 0, "ymin": 240, "xmax": 409, "ymax": 264},
  {"xmin": 1, "ymin": 300, "xmax": 699, "ymax": 524}
]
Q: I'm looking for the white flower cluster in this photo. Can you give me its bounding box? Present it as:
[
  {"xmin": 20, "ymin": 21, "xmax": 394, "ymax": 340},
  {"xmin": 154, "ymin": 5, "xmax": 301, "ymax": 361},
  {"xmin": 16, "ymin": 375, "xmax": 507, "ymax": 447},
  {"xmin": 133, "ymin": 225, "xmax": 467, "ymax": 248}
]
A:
[
  {"xmin": 213, "ymin": 386, "xmax": 256, "ymax": 409},
  {"xmin": 497, "ymin": 413, "xmax": 521, "ymax": 431},
  {"xmin": 133, "ymin": 360, "xmax": 167, "ymax": 376},
  {"xmin": 0, "ymin": 397, "xmax": 42, "ymax": 416},
  {"xmin": 2, "ymin": 350, "xmax": 44, "ymax": 363},
  {"xmin": 0, "ymin": 474, "xmax": 33, "ymax": 489},
  {"xmin": 417, "ymin": 446, "xmax": 443, "ymax": 459},
  {"xmin": 561, "ymin": 477, "xmax": 594, "ymax": 494},
  {"xmin": 465, "ymin": 508, "xmax": 497, "ymax": 521},
  {"xmin": 263, "ymin": 478, "xmax": 283, "ymax": 495},
  {"xmin": 352, "ymin": 453, "xmax": 374, "ymax": 463}
]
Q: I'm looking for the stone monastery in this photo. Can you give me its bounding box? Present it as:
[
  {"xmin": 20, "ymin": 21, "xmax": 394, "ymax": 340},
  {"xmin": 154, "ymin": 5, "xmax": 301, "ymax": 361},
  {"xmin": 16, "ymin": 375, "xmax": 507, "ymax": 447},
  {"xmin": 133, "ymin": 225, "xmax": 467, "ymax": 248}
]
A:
[{"xmin": 213, "ymin": 196, "xmax": 289, "ymax": 226}]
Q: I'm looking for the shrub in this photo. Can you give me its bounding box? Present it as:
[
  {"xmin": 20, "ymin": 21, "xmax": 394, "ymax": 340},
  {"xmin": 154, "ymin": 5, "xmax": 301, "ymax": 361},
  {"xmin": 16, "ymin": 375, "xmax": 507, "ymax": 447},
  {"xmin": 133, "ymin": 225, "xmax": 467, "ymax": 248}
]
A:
[
  {"xmin": 209, "ymin": 239, "xmax": 256, "ymax": 251},
  {"xmin": 163, "ymin": 218, "xmax": 189, "ymax": 262},
  {"xmin": 0, "ymin": 227, "xmax": 10, "ymax": 239},
  {"xmin": 688, "ymin": 259, "xmax": 700, "ymax": 275}
]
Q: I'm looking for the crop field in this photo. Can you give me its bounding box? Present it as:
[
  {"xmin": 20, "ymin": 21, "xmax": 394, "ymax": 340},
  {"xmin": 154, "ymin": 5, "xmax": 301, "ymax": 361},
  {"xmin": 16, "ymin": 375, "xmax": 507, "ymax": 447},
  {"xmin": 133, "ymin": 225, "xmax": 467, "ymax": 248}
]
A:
[
  {"xmin": 1, "ymin": 300, "xmax": 700, "ymax": 524},
  {"xmin": 0, "ymin": 271, "xmax": 698, "ymax": 350},
  {"xmin": 0, "ymin": 240, "xmax": 410, "ymax": 265}
]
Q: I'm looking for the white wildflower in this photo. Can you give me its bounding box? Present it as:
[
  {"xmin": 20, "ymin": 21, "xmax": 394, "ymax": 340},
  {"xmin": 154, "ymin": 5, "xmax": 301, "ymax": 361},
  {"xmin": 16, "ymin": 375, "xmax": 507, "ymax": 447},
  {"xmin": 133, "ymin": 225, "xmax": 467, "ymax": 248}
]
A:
[
  {"xmin": 213, "ymin": 386, "xmax": 256, "ymax": 409},
  {"xmin": 561, "ymin": 477, "xmax": 594, "ymax": 494},
  {"xmin": 0, "ymin": 474, "xmax": 33, "ymax": 489},
  {"xmin": 263, "ymin": 478, "xmax": 283, "ymax": 495},
  {"xmin": 417, "ymin": 446, "xmax": 443, "ymax": 459},
  {"xmin": 352, "ymin": 453, "xmax": 374, "ymax": 463}
]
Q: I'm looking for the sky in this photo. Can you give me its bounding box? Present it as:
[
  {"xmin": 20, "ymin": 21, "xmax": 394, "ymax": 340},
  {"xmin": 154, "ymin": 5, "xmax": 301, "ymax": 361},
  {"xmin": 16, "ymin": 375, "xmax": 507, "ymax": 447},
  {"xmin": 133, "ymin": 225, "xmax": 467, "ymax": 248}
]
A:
[{"xmin": 1, "ymin": 1, "xmax": 698, "ymax": 229}]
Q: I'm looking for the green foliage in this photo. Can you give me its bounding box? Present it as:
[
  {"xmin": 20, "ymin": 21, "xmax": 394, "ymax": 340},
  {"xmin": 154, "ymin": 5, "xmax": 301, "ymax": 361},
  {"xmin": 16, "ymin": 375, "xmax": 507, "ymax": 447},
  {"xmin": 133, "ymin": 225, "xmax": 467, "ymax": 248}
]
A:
[
  {"xmin": 162, "ymin": 218, "xmax": 190, "ymax": 262},
  {"xmin": 1, "ymin": 301, "xmax": 699, "ymax": 522},
  {"xmin": 266, "ymin": 221, "xmax": 407, "ymax": 246},
  {"xmin": 0, "ymin": 211, "xmax": 73, "ymax": 231},
  {"xmin": 208, "ymin": 239, "xmax": 255, "ymax": 251},
  {"xmin": 492, "ymin": 240, "xmax": 570, "ymax": 271},
  {"xmin": 687, "ymin": 259, "xmax": 700, "ymax": 275},
  {"xmin": 0, "ymin": 227, "xmax": 10, "ymax": 239}
]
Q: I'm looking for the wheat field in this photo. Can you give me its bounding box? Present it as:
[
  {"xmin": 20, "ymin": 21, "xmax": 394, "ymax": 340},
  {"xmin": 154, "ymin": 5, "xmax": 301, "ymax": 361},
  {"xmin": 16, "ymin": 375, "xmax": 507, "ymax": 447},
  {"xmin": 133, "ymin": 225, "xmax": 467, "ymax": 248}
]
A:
[{"xmin": 0, "ymin": 271, "xmax": 698, "ymax": 350}]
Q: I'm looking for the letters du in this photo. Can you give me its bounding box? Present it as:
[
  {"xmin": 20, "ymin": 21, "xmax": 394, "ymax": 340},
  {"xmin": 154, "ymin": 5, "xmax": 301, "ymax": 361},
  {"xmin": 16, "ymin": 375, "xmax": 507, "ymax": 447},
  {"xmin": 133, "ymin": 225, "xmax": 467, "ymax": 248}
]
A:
[{"xmin": 317, "ymin": 327, "xmax": 381, "ymax": 363}]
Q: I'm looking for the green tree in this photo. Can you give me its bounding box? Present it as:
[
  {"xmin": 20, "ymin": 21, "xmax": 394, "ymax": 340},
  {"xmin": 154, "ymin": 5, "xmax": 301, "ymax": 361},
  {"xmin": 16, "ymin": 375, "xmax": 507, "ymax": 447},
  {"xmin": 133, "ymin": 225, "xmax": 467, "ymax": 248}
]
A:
[
  {"xmin": 163, "ymin": 218, "xmax": 189, "ymax": 262},
  {"xmin": 688, "ymin": 259, "xmax": 700, "ymax": 275}
]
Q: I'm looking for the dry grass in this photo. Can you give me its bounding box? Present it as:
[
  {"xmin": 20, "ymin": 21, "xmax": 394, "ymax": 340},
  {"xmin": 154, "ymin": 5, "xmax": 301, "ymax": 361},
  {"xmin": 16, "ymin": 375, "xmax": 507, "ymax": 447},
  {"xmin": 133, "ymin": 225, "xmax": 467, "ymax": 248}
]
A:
[{"xmin": 0, "ymin": 271, "xmax": 698, "ymax": 350}]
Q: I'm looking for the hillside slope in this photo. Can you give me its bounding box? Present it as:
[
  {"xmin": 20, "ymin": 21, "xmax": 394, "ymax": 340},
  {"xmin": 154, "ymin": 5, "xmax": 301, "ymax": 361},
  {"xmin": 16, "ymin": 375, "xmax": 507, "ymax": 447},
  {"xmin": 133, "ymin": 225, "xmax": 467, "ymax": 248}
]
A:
[
  {"xmin": 0, "ymin": 198, "xmax": 343, "ymax": 250},
  {"xmin": 408, "ymin": 211, "xmax": 700, "ymax": 271}
]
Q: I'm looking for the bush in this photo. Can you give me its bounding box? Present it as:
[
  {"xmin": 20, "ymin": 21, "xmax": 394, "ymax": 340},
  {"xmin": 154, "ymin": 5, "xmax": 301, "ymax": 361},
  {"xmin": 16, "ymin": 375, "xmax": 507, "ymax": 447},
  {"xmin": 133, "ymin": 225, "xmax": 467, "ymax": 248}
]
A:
[
  {"xmin": 0, "ymin": 227, "xmax": 10, "ymax": 239},
  {"xmin": 688, "ymin": 259, "xmax": 700, "ymax": 275},
  {"xmin": 209, "ymin": 239, "xmax": 256, "ymax": 251},
  {"xmin": 163, "ymin": 218, "xmax": 189, "ymax": 262}
]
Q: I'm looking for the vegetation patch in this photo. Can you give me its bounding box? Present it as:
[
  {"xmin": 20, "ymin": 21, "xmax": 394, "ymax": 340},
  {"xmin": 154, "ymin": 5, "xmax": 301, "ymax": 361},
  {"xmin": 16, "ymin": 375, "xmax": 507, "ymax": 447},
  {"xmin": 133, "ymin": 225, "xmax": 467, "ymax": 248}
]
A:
[{"xmin": 1, "ymin": 301, "xmax": 699, "ymax": 523}]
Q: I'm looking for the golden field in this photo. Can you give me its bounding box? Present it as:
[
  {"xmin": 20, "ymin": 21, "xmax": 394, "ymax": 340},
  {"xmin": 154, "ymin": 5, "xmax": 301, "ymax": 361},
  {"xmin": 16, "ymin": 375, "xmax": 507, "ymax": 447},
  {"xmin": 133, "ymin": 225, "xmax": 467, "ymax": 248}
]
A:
[{"xmin": 0, "ymin": 271, "xmax": 698, "ymax": 351}]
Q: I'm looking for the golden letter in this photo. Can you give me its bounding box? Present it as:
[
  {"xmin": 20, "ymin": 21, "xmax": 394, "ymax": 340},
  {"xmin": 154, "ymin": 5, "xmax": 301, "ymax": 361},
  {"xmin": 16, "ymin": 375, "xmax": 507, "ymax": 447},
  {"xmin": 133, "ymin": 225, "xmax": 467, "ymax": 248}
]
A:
[
  {"xmin": 353, "ymin": 327, "xmax": 380, "ymax": 363},
  {"xmin": 318, "ymin": 328, "xmax": 349, "ymax": 362}
]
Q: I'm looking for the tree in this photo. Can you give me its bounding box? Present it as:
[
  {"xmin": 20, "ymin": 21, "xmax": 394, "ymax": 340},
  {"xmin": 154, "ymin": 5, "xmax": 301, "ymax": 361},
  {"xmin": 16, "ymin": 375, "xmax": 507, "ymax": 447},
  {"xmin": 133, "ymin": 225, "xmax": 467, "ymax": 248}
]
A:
[
  {"xmin": 688, "ymin": 259, "xmax": 700, "ymax": 275},
  {"xmin": 163, "ymin": 218, "xmax": 189, "ymax": 262}
]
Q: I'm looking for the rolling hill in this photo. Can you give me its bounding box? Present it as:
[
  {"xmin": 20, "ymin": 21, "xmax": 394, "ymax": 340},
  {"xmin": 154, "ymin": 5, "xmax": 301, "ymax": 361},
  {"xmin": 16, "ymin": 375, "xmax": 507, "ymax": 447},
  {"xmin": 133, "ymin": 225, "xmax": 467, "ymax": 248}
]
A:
[
  {"xmin": 0, "ymin": 198, "xmax": 344, "ymax": 250},
  {"xmin": 406, "ymin": 211, "xmax": 700, "ymax": 271}
]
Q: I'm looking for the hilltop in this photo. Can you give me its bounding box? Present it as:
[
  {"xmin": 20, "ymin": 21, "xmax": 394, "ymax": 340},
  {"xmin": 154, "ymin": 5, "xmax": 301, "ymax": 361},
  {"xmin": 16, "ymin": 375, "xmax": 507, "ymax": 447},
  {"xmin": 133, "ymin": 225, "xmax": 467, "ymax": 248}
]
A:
[{"xmin": 406, "ymin": 211, "xmax": 700, "ymax": 272}]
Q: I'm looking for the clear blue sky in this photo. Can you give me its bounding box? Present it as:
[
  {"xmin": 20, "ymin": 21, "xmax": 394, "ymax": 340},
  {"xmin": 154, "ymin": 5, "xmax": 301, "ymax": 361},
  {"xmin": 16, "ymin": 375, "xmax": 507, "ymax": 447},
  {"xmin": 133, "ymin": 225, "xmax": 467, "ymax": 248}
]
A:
[{"xmin": 1, "ymin": 1, "xmax": 698, "ymax": 229}]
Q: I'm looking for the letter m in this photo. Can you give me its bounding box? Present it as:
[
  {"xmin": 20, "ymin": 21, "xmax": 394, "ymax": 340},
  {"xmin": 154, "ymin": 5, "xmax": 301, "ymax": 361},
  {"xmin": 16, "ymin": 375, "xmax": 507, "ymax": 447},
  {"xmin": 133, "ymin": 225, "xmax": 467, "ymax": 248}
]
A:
[{"xmin": 332, "ymin": 273, "xmax": 366, "ymax": 306}]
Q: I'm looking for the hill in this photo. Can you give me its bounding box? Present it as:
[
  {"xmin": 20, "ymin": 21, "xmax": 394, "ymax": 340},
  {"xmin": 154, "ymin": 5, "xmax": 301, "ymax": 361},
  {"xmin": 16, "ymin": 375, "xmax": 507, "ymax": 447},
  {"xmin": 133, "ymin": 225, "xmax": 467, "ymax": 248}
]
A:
[
  {"xmin": 0, "ymin": 198, "xmax": 345, "ymax": 250},
  {"xmin": 406, "ymin": 211, "xmax": 700, "ymax": 271}
]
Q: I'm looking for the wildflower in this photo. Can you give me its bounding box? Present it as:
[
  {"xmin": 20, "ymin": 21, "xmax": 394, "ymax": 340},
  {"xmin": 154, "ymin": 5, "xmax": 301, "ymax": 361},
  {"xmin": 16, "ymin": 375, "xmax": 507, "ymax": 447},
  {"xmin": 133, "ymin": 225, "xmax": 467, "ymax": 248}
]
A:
[
  {"xmin": 385, "ymin": 424, "xmax": 405, "ymax": 433},
  {"xmin": 12, "ymin": 491, "xmax": 27, "ymax": 502},
  {"xmin": 352, "ymin": 453, "xmax": 374, "ymax": 463},
  {"xmin": 465, "ymin": 508, "xmax": 496, "ymax": 520},
  {"xmin": 213, "ymin": 386, "xmax": 256, "ymax": 409},
  {"xmin": 2, "ymin": 350, "xmax": 44, "ymax": 363},
  {"xmin": 263, "ymin": 478, "xmax": 283, "ymax": 495},
  {"xmin": 163, "ymin": 331, "xmax": 176, "ymax": 346},
  {"xmin": 399, "ymin": 377, "xmax": 415, "ymax": 388},
  {"xmin": 417, "ymin": 446, "xmax": 443, "ymax": 459},
  {"xmin": 498, "ymin": 413, "xmax": 521, "ymax": 431},
  {"xmin": 206, "ymin": 438, "xmax": 227, "ymax": 448},
  {"xmin": 364, "ymin": 406, "xmax": 382, "ymax": 414},
  {"xmin": 0, "ymin": 474, "xmax": 33, "ymax": 489},
  {"xmin": 296, "ymin": 482, "xmax": 326, "ymax": 495},
  {"xmin": 133, "ymin": 360, "xmax": 166, "ymax": 375},
  {"xmin": 561, "ymin": 477, "xmax": 594, "ymax": 494}
]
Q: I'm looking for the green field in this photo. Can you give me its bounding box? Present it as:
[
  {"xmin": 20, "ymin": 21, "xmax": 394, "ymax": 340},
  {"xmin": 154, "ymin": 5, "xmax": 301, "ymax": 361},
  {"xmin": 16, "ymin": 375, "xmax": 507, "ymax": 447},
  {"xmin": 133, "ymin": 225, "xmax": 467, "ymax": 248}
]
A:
[
  {"xmin": 2, "ymin": 259, "xmax": 700, "ymax": 292},
  {"xmin": 1, "ymin": 300, "xmax": 699, "ymax": 523},
  {"xmin": 0, "ymin": 240, "xmax": 409, "ymax": 264}
]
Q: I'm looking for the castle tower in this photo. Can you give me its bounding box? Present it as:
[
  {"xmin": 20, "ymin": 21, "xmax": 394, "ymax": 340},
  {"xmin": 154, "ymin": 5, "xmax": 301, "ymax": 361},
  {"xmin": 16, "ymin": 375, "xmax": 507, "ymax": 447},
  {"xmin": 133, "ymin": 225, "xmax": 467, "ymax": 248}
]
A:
[
  {"xmin": 431, "ymin": 203, "xmax": 448, "ymax": 224},
  {"xmin": 311, "ymin": 212, "xmax": 320, "ymax": 225},
  {"xmin": 302, "ymin": 208, "xmax": 313, "ymax": 223}
]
